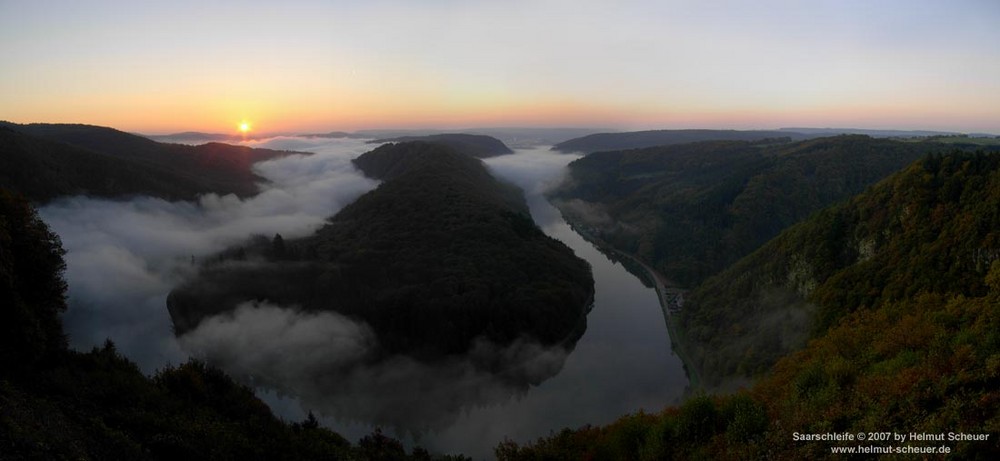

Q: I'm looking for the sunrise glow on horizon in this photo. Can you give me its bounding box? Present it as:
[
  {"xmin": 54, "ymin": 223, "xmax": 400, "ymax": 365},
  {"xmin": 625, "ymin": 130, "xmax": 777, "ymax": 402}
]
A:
[{"xmin": 2, "ymin": 0, "xmax": 999, "ymax": 135}]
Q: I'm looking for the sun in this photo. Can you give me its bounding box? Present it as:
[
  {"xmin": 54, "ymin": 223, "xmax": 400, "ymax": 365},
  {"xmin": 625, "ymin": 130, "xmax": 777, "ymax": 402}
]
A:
[{"xmin": 238, "ymin": 121, "xmax": 251, "ymax": 134}]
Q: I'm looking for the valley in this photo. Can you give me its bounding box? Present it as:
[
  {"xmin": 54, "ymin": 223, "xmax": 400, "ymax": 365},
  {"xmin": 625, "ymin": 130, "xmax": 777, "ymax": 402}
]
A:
[{"xmin": 2, "ymin": 126, "xmax": 999, "ymax": 459}]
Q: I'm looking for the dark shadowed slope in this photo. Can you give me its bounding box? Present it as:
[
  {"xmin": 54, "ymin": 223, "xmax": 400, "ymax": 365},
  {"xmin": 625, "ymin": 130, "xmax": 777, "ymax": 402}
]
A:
[
  {"xmin": 550, "ymin": 135, "xmax": 967, "ymax": 287},
  {"xmin": 370, "ymin": 133, "xmax": 514, "ymax": 158},
  {"xmin": 1, "ymin": 126, "xmax": 224, "ymax": 202},
  {"xmin": 551, "ymin": 129, "xmax": 807, "ymax": 154},
  {"xmin": 0, "ymin": 122, "xmax": 303, "ymax": 200},
  {"xmin": 0, "ymin": 187, "xmax": 458, "ymax": 460}
]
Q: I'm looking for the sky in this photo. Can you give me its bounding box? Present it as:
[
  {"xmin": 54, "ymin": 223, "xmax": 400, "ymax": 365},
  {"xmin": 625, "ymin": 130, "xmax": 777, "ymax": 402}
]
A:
[{"xmin": 2, "ymin": 0, "xmax": 999, "ymax": 134}]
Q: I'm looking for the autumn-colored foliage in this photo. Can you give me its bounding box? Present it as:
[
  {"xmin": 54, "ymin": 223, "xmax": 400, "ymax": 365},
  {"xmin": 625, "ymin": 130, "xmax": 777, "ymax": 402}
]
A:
[{"xmin": 502, "ymin": 151, "xmax": 1000, "ymax": 459}]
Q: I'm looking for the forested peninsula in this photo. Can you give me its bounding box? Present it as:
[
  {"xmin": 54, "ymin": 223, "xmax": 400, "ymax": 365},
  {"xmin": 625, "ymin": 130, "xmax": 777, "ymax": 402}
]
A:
[{"xmin": 169, "ymin": 140, "xmax": 594, "ymax": 363}]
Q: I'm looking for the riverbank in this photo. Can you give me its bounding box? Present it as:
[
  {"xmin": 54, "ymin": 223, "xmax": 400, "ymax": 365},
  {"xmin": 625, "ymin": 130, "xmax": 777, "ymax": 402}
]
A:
[
  {"xmin": 552, "ymin": 211, "xmax": 702, "ymax": 389},
  {"xmin": 609, "ymin": 251, "xmax": 701, "ymax": 390}
]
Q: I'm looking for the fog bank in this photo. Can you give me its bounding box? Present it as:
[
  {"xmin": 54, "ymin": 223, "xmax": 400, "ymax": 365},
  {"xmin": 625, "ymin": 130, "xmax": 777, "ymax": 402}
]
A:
[{"xmin": 39, "ymin": 137, "xmax": 378, "ymax": 371}]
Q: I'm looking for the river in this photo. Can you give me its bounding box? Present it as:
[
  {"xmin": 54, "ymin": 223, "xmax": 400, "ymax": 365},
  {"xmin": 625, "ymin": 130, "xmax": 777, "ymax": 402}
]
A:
[
  {"xmin": 397, "ymin": 148, "xmax": 692, "ymax": 457},
  {"xmin": 41, "ymin": 141, "xmax": 690, "ymax": 460}
]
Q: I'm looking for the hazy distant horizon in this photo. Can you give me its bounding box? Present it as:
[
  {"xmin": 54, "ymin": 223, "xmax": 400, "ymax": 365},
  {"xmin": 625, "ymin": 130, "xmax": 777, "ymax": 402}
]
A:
[
  {"xmin": 6, "ymin": 120, "xmax": 994, "ymax": 139},
  {"xmin": 171, "ymin": 125, "xmax": 1000, "ymax": 136}
]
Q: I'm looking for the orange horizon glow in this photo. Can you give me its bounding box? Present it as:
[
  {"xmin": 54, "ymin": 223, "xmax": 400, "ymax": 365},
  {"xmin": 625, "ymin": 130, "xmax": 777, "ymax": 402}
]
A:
[
  {"xmin": 2, "ymin": 73, "xmax": 997, "ymax": 135},
  {"xmin": 4, "ymin": 95, "xmax": 997, "ymax": 136}
]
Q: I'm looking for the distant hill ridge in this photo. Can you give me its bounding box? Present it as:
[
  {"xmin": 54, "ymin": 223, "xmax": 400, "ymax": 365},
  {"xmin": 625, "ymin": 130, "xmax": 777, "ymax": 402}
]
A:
[
  {"xmin": 779, "ymin": 126, "xmax": 965, "ymax": 137},
  {"xmin": 551, "ymin": 129, "xmax": 806, "ymax": 153},
  {"xmin": 0, "ymin": 122, "xmax": 303, "ymax": 201},
  {"xmin": 369, "ymin": 133, "xmax": 514, "ymax": 158}
]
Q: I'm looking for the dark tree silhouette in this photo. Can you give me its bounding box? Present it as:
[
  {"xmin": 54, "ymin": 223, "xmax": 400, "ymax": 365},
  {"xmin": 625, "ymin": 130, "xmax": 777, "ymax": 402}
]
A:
[{"xmin": 0, "ymin": 188, "xmax": 68, "ymax": 373}]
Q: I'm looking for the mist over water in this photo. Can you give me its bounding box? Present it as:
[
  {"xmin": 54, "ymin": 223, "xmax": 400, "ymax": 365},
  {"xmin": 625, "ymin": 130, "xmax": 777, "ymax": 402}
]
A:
[
  {"xmin": 39, "ymin": 137, "xmax": 378, "ymax": 371},
  {"xmin": 39, "ymin": 141, "xmax": 689, "ymax": 459}
]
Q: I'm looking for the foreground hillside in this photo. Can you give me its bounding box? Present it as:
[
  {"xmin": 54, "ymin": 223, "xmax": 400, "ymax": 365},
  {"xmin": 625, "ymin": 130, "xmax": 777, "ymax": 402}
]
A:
[
  {"xmin": 0, "ymin": 122, "xmax": 300, "ymax": 202},
  {"xmin": 0, "ymin": 188, "xmax": 465, "ymax": 460},
  {"xmin": 686, "ymin": 151, "xmax": 1000, "ymax": 386},
  {"xmin": 499, "ymin": 151, "xmax": 1000, "ymax": 460}
]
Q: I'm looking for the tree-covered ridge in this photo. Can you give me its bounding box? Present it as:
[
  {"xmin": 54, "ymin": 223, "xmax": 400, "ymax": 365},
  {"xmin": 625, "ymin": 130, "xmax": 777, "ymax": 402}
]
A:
[
  {"xmin": 496, "ymin": 151, "xmax": 1000, "ymax": 460},
  {"xmin": 170, "ymin": 141, "xmax": 594, "ymax": 359},
  {"xmin": 551, "ymin": 135, "xmax": 968, "ymax": 287},
  {"xmin": 0, "ymin": 188, "xmax": 465, "ymax": 460},
  {"xmin": 370, "ymin": 133, "xmax": 514, "ymax": 158},
  {"xmin": 550, "ymin": 128, "xmax": 805, "ymax": 154},
  {"xmin": 685, "ymin": 151, "xmax": 1000, "ymax": 387},
  {"xmin": 1, "ymin": 126, "xmax": 241, "ymax": 203},
  {"xmin": 0, "ymin": 122, "xmax": 303, "ymax": 201}
]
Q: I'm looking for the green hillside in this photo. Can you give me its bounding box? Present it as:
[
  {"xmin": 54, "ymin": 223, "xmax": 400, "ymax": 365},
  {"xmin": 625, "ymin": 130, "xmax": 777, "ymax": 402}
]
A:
[
  {"xmin": 685, "ymin": 151, "xmax": 1000, "ymax": 386},
  {"xmin": 551, "ymin": 135, "xmax": 955, "ymax": 287},
  {"xmin": 498, "ymin": 150, "xmax": 1000, "ymax": 460}
]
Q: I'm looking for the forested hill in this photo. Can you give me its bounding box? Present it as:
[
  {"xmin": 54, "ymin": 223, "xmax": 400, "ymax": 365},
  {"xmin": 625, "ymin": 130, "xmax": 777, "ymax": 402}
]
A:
[
  {"xmin": 550, "ymin": 135, "xmax": 969, "ymax": 287},
  {"xmin": 353, "ymin": 141, "xmax": 528, "ymax": 213},
  {"xmin": 1, "ymin": 126, "xmax": 218, "ymax": 202},
  {"xmin": 169, "ymin": 141, "xmax": 594, "ymax": 359},
  {"xmin": 0, "ymin": 122, "xmax": 302, "ymax": 201},
  {"xmin": 370, "ymin": 133, "xmax": 514, "ymax": 158},
  {"xmin": 497, "ymin": 152, "xmax": 1000, "ymax": 460},
  {"xmin": 550, "ymin": 129, "xmax": 806, "ymax": 153},
  {"xmin": 0, "ymin": 188, "xmax": 455, "ymax": 460},
  {"xmin": 685, "ymin": 150, "xmax": 1000, "ymax": 387}
]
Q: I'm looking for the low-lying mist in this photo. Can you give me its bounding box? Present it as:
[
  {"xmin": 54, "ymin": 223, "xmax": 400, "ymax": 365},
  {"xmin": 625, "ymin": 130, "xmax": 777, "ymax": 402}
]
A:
[
  {"xmin": 179, "ymin": 300, "xmax": 576, "ymax": 433},
  {"xmin": 40, "ymin": 140, "xmax": 588, "ymax": 442},
  {"xmin": 39, "ymin": 136, "xmax": 378, "ymax": 371}
]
